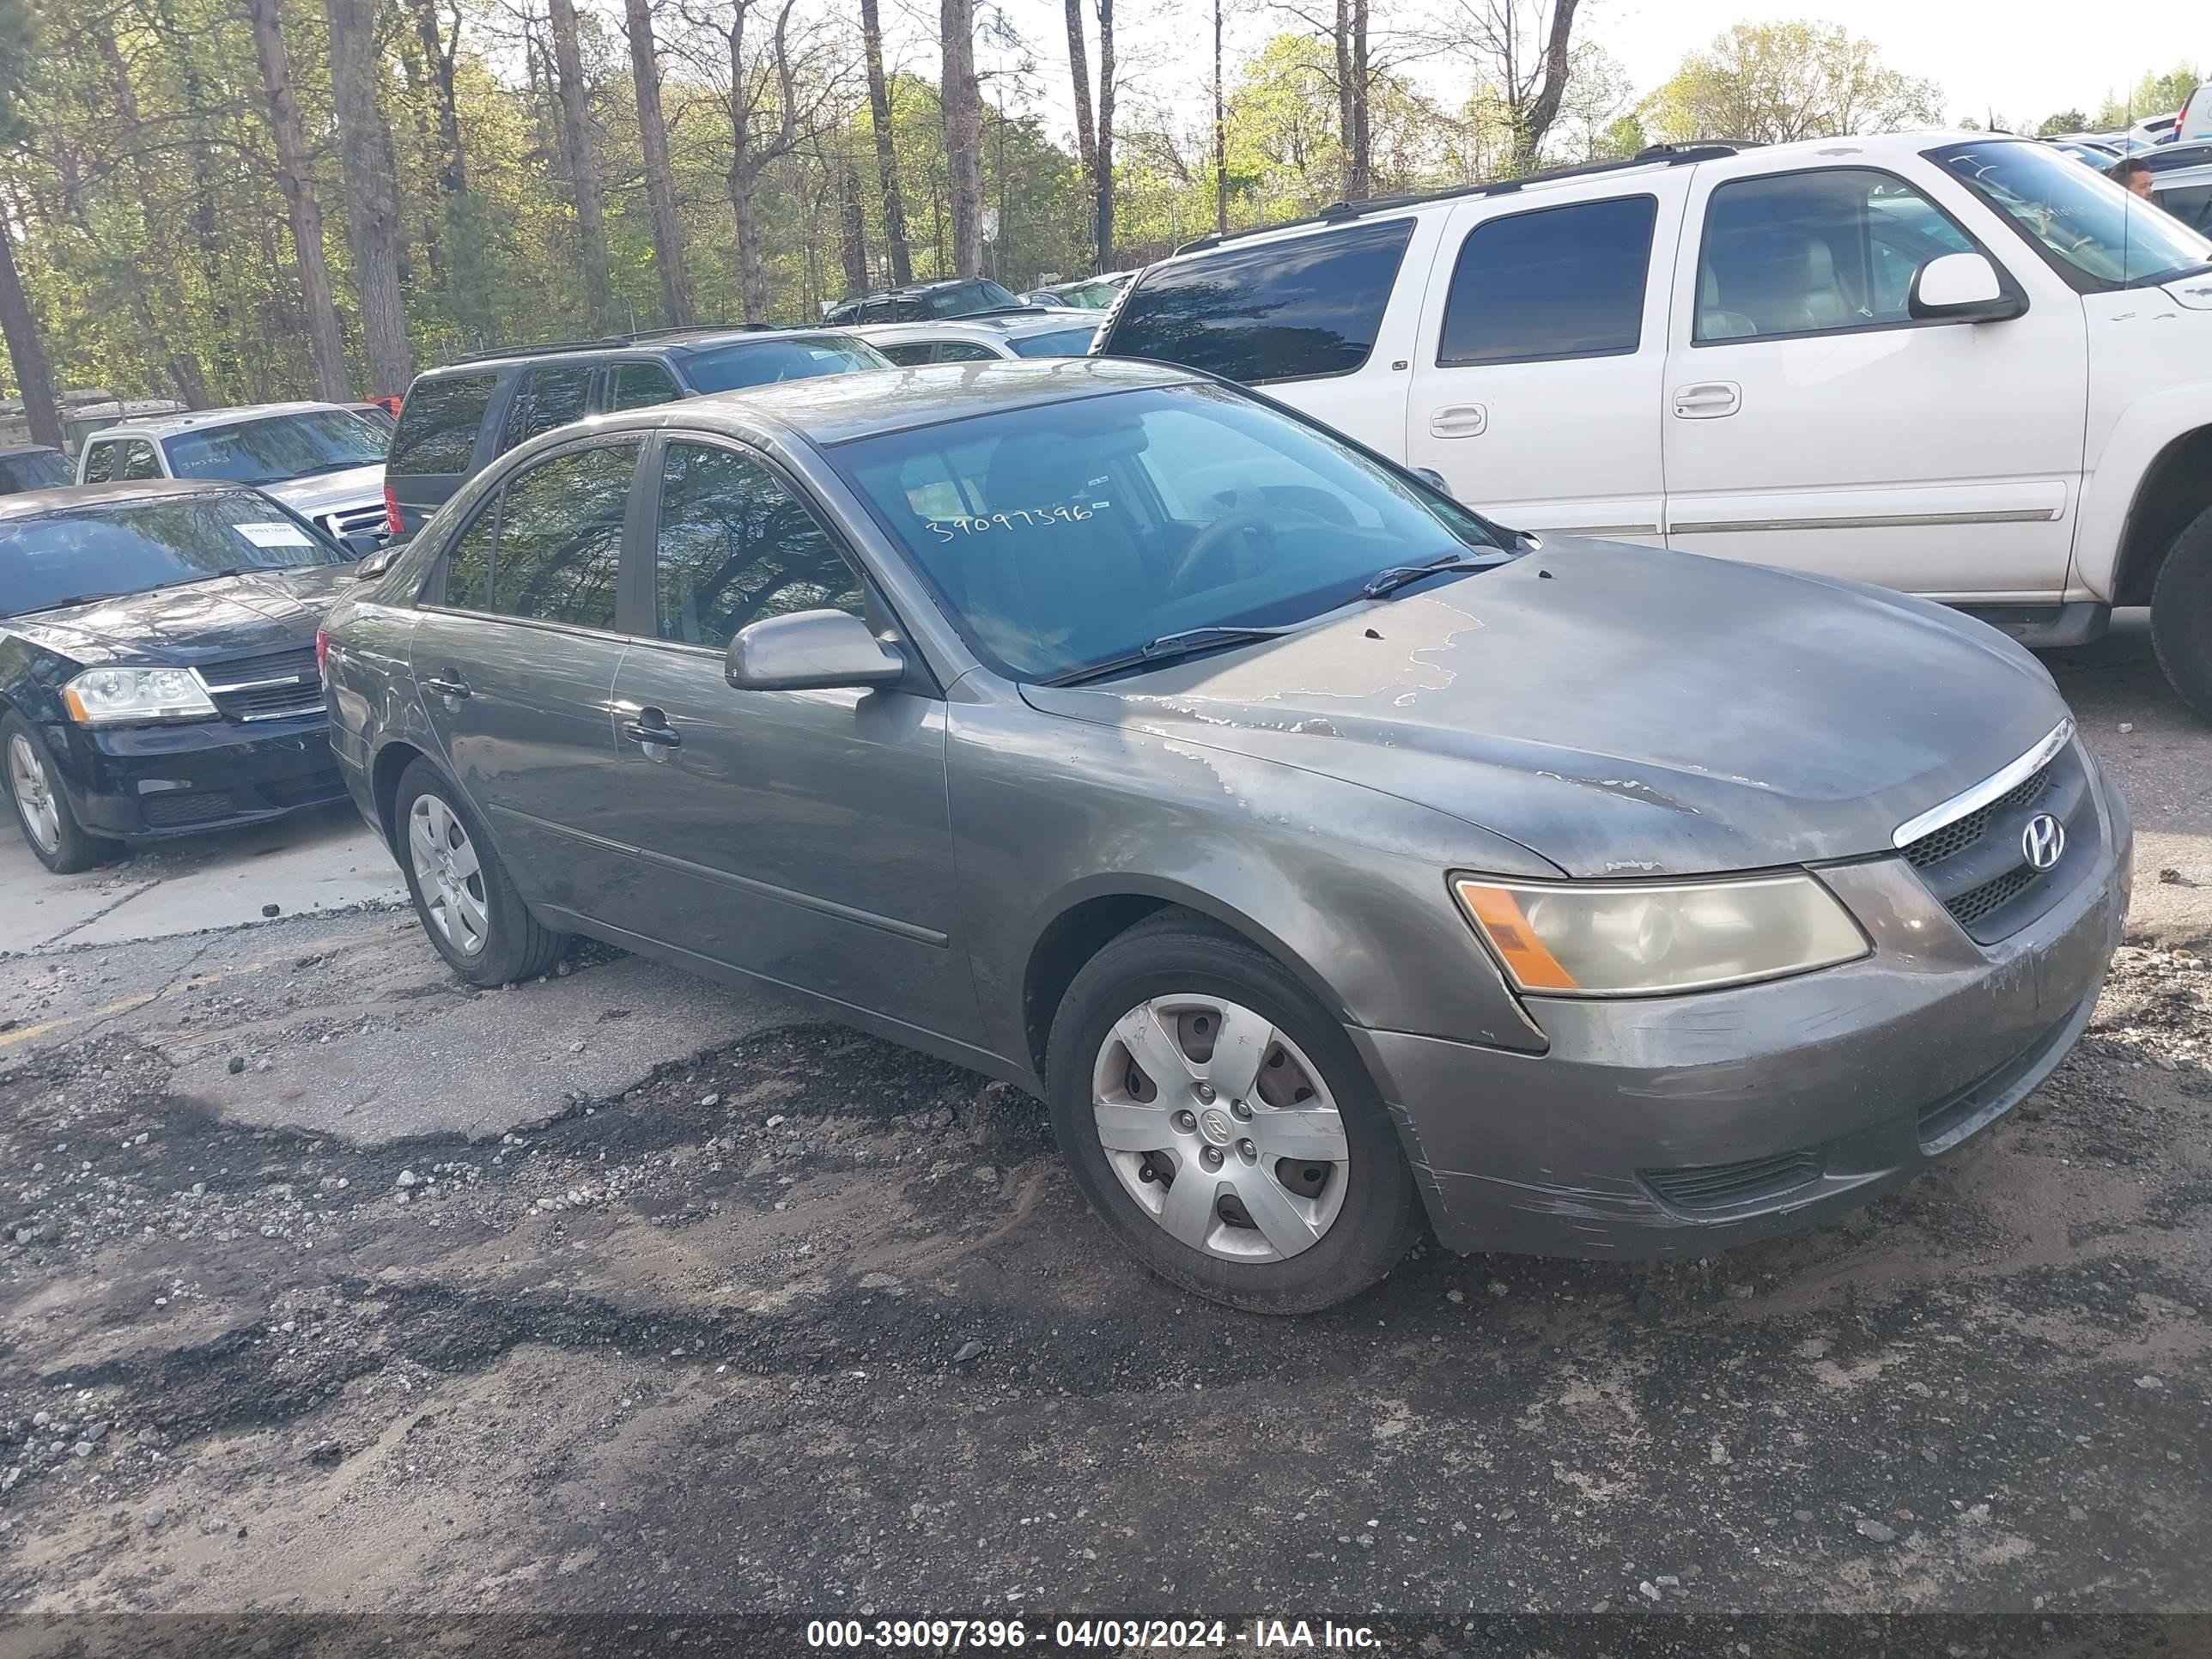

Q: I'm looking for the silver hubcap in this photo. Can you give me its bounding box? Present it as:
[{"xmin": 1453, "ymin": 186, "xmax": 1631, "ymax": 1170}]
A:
[
  {"xmin": 8, "ymin": 734, "xmax": 60, "ymax": 855},
  {"xmin": 408, "ymin": 793, "xmax": 489, "ymax": 956},
  {"xmin": 1091, "ymin": 994, "xmax": 1351, "ymax": 1262}
]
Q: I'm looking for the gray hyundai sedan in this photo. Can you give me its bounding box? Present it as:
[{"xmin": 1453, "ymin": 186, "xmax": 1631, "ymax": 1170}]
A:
[{"xmin": 320, "ymin": 359, "xmax": 2130, "ymax": 1313}]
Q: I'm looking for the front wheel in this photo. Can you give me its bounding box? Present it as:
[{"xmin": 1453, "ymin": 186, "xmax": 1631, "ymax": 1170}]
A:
[
  {"xmin": 392, "ymin": 758, "xmax": 568, "ymax": 986},
  {"xmin": 1044, "ymin": 912, "xmax": 1424, "ymax": 1314},
  {"xmin": 2150, "ymin": 502, "xmax": 2212, "ymax": 724},
  {"xmin": 3, "ymin": 712, "xmax": 111, "ymax": 875}
]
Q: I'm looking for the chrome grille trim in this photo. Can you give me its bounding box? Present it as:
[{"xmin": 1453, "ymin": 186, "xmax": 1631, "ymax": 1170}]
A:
[{"xmin": 1892, "ymin": 718, "xmax": 2075, "ymax": 850}]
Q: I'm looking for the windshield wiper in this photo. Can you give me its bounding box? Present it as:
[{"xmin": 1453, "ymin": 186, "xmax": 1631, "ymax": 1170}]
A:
[
  {"xmin": 1360, "ymin": 551, "xmax": 1501, "ymax": 600},
  {"xmin": 1045, "ymin": 623, "xmax": 1305, "ymax": 687}
]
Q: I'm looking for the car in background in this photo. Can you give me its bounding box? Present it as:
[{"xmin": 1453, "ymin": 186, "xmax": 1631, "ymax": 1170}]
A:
[
  {"xmin": 2148, "ymin": 153, "xmax": 2212, "ymax": 234},
  {"xmin": 383, "ymin": 326, "xmax": 893, "ymax": 538},
  {"xmin": 850, "ymin": 311, "xmax": 1109, "ymax": 365},
  {"xmin": 822, "ymin": 278, "xmax": 1040, "ymax": 325},
  {"xmin": 348, "ymin": 399, "xmax": 400, "ymax": 433},
  {"xmin": 2045, "ymin": 137, "xmax": 2122, "ymax": 167},
  {"xmin": 0, "ymin": 446, "xmax": 72, "ymax": 495},
  {"xmin": 1024, "ymin": 274, "xmax": 1131, "ymax": 309},
  {"xmin": 0, "ymin": 391, "xmax": 189, "ymax": 457},
  {"xmin": 0, "ymin": 481, "xmax": 352, "ymax": 873},
  {"xmin": 76, "ymin": 403, "xmax": 392, "ymax": 552}
]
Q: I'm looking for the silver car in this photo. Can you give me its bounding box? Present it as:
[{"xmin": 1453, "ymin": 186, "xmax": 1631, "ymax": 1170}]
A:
[{"xmin": 322, "ymin": 361, "xmax": 2130, "ymax": 1313}]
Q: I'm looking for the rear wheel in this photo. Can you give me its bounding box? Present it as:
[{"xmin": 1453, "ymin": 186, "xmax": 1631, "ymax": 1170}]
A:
[
  {"xmin": 393, "ymin": 758, "xmax": 566, "ymax": 985},
  {"xmin": 3, "ymin": 712, "xmax": 110, "ymax": 875},
  {"xmin": 2150, "ymin": 503, "xmax": 2212, "ymax": 724},
  {"xmin": 1045, "ymin": 913, "xmax": 1424, "ymax": 1314}
]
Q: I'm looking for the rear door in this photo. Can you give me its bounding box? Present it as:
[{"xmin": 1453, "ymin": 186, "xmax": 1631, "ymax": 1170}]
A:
[
  {"xmin": 1403, "ymin": 179, "xmax": 1688, "ymax": 543},
  {"xmin": 407, "ymin": 434, "xmax": 646, "ymax": 914},
  {"xmin": 386, "ymin": 370, "xmax": 502, "ymax": 534}
]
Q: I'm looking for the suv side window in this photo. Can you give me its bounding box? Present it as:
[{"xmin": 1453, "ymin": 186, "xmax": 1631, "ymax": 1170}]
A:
[
  {"xmin": 651, "ymin": 439, "xmax": 866, "ymax": 649},
  {"xmin": 876, "ymin": 341, "xmax": 934, "ymax": 367},
  {"xmin": 440, "ymin": 441, "xmax": 636, "ymax": 627},
  {"xmin": 500, "ymin": 364, "xmax": 595, "ymax": 453},
  {"xmin": 81, "ymin": 441, "xmax": 120, "ymax": 483},
  {"xmin": 1696, "ymin": 168, "xmax": 1981, "ymax": 343},
  {"xmin": 1438, "ymin": 195, "xmax": 1657, "ymax": 366},
  {"xmin": 1106, "ymin": 216, "xmax": 1415, "ymax": 383},
  {"xmin": 932, "ymin": 341, "xmax": 1000, "ymax": 363},
  {"xmin": 390, "ymin": 373, "xmax": 497, "ymax": 475},
  {"xmin": 607, "ymin": 362, "xmax": 682, "ymax": 411}
]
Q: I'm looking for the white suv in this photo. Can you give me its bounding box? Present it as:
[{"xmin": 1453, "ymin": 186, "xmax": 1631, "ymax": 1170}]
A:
[{"xmin": 1094, "ymin": 133, "xmax": 2212, "ymax": 717}]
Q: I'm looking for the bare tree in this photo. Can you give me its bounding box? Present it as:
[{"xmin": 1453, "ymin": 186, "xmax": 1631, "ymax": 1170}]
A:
[
  {"xmin": 625, "ymin": 0, "xmax": 693, "ymax": 325},
  {"xmin": 838, "ymin": 149, "xmax": 869, "ymax": 294},
  {"xmin": 940, "ymin": 0, "xmax": 983, "ymax": 276},
  {"xmin": 1063, "ymin": 0, "xmax": 1096, "ymax": 218},
  {"xmin": 1093, "ymin": 0, "xmax": 1115, "ymax": 265},
  {"xmin": 1212, "ymin": 0, "xmax": 1226, "ymax": 231},
  {"xmin": 548, "ymin": 0, "xmax": 615, "ymax": 331},
  {"xmin": 859, "ymin": 0, "xmax": 912, "ymax": 287},
  {"xmin": 325, "ymin": 0, "xmax": 413, "ymax": 394},
  {"xmin": 408, "ymin": 0, "xmax": 467, "ymax": 198},
  {"xmin": 0, "ymin": 220, "xmax": 56, "ymax": 446},
  {"xmin": 243, "ymin": 0, "xmax": 349, "ymax": 398},
  {"xmin": 1441, "ymin": 0, "xmax": 1583, "ymax": 170}
]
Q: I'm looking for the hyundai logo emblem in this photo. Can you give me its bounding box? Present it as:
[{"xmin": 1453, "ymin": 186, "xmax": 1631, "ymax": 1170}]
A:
[{"xmin": 2021, "ymin": 813, "xmax": 2064, "ymax": 872}]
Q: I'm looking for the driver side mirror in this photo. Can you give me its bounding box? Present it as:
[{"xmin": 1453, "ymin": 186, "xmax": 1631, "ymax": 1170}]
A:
[
  {"xmin": 340, "ymin": 532, "xmax": 390, "ymax": 564},
  {"xmin": 344, "ymin": 542, "xmax": 399, "ymax": 579},
  {"xmin": 725, "ymin": 609, "xmax": 906, "ymax": 692},
  {"xmin": 1908, "ymin": 252, "xmax": 2023, "ymax": 323}
]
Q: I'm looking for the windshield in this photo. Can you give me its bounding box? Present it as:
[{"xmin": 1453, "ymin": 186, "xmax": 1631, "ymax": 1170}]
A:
[
  {"xmin": 165, "ymin": 409, "xmax": 389, "ymax": 485},
  {"xmin": 832, "ymin": 382, "xmax": 1504, "ymax": 681},
  {"xmin": 682, "ymin": 336, "xmax": 890, "ymax": 392},
  {"xmin": 0, "ymin": 450, "xmax": 72, "ymax": 492},
  {"xmin": 1937, "ymin": 140, "xmax": 2212, "ymax": 287},
  {"xmin": 1007, "ymin": 325, "xmax": 1103, "ymax": 359},
  {"xmin": 927, "ymin": 281, "xmax": 1022, "ymax": 316},
  {"xmin": 0, "ymin": 491, "xmax": 337, "ymax": 617}
]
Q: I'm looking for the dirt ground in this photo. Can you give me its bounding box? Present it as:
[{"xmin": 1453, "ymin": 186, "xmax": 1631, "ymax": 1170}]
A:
[{"xmin": 0, "ymin": 622, "xmax": 2207, "ymax": 1649}]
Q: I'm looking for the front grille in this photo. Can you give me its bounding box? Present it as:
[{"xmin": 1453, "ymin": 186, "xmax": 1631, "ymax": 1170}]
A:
[
  {"xmin": 1643, "ymin": 1149, "xmax": 1824, "ymax": 1213},
  {"xmin": 1900, "ymin": 765, "xmax": 2051, "ymax": 867},
  {"xmin": 142, "ymin": 791, "xmax": 235, "ymax": 828},
  {"xmin": 1896, "ymin": 739, "xmax": 2095, "ymax": 945},
  {"xmin": 320, "ymin": 501, "xmax": 387, "ymax": 541},
  {"xmin": 197, "ymin": 647, "xmax": 325, "ymax": 724},
  {"xmin": 1945, "ymin": 866, "xmax": 2041, "ymax": 927}
]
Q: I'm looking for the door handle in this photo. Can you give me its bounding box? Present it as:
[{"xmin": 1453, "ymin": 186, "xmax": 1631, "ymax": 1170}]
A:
[
  {"xmin": 1427, "ymin": 403, "xmax": 1488, "ymax": 439},
  {"xmin": 1671, "ymin": 380, "xmax": 1741, "ymax": 419},
  {"xmin": 622, "ymin": 714, "xmax": 682, "ymax": 752},
  {"xmin": 422, "ymin": 672, "xmax": 471, "ymax": 699}
]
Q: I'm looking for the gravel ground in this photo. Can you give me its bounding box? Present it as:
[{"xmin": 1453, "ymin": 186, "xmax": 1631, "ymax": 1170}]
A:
[{"xmin": 0, "ymin": 626, "xmax": 2206, "ymax": 1650}]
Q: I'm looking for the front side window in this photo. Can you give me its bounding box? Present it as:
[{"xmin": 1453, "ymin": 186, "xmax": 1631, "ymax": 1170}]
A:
[
  {"xmin": 652, "ymin": 441, "xmax": 865, "ymax": 648},
  {"xmin": 1439, "ymin": 195, "xmax": 1656, "ymax": 366},
  {"xmin": 1937, "ymin": 140, "xmax": 2212, "ymax": 289},
  {"xmin": 832, "ymin": 382, "xmax": 1502, "ymax": 681},
  {"xmin": 163, "ymin": 410, "xmax": 388, "ymax": 485},
  {"xmin": 679, "ymin": 336, "xmax": 890, "ymax": 393},
  {"xmin": 2159, "ymin": 185, "xmax": 2212, "ymax": 234},
  {"xmin": 1696, "ymin": 168, "xmax": 1988, "ymax": 343},
  {"xmin": 440, "ymin": 442, "xmax": 635, "ymax": 627},
  {"xmin": 1, "ymin": 490, "xmax": 336, "ymax": 617},
  {"xmin": 81, "ymin": 442, "xmax": 119, "ymax": 484},
  {"xmin": 607, "ymin": 362, "xmax": 682, "ymax": 411},
  {"xmin": 389, "ymin": 373, "xmax": 497, "ymax": 476},
  {"xmin": 1104, "ymin": 217, "xmax": 1415, "ymax": 384},
  {"xmin": 500, "ymin": 364, "xmax": 595, "ymax": 453}
]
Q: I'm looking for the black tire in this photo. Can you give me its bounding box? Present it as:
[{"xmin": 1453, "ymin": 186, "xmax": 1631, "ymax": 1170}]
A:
[
  {"xmin": 1044, "ymin": 910, "xmax": 1424, "ymax": 1315},
  {"xmin": 2, "ymin": 710, "xmax": 112, "ymax": 875},
  {"xmin": 392, "ymin": 757, "xmax": 566, "ymax": 986},
  {"xmin": 2150, "ymin": 502, "xmax": 2212, "ymax": 724}
]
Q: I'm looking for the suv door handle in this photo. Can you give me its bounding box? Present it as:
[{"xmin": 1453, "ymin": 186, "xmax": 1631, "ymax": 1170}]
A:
[
  {"xmin": 1672, "ymin": 380, "xmax": 1741, "ymax": 419},
  {"xmin": 1427, "ymin": 403, "xmax": 1488, "ymax": 439},
  {"xmin": 422, "ymin": 673, "xmax": 471, "ymax": 700},
  {"xmin": 622, "ymin": 714, "xmax": 682, "ymax": 753}
]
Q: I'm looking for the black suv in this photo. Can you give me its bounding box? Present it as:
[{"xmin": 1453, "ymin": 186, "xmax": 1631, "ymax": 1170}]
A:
[
  {"xmin": 821, "ymin": 278, "xmax": 1042, "ymax": 325},
  {"xmin": 384, "ymin": 326, "xmax": 891, "ymax": 535}
]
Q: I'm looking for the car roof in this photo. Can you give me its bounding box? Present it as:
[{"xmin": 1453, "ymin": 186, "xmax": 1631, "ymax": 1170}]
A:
[
  {"xmin": 85, "ymin": 402, "xmax": 348, "ymax": 442},
  {"xmin": 0, "ymin": 443, "xmax": 64, "ymax": 458},
  {"xmin": 0, "ymin": 478, "xmax": 243, "ymax": 520},
  {"xmin": 424, "ymin": 327, "xmax": 859, "ymax": 374},
  {"xmin": 850, "ymin": 311, "xmax": 1108, "ymax": 344}
]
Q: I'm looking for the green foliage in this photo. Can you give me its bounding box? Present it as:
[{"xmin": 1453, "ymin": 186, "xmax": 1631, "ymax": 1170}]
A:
[
  {"xmin": 1643, "ymin": 20, "xmax": 1942, "ymax": 147},
  {"xmin": 2091, "ymin": 65, "xmax": 2205, "ymax": 131},
  {"xmin": 2038, "ymin": 110, "xmax": 2090, "ymax": 137}
]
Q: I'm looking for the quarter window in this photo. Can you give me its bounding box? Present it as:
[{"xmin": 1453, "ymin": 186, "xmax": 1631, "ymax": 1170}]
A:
[
  {"xmin": 651, "ymin": 440, "xmax": 866, "ymax": 649},
  {"xmin": 388, "ymin": 373, "xmax": 496, "ymax": 475},
  {"xmin": 1438, "ymin": 195, "xmax": 1656, "ymax": 366},
  {"xmin": 500, "ymin": 364, "xmax": 594, "ymax": 453},
  {"xmin": 607, "ymin": 362, "xmax": 682, "ymax": 410},
  {"xmin": 1104, "ymin": 216, "xmax": 1415, "ymax": 383}
]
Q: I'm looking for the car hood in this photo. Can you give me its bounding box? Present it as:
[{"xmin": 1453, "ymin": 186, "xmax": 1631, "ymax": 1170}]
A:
[
  {"xmin": 260, "ymin": 464, "xmax": 386, "ymax": 517},
  {"xmin": 1019, "ymin": 540, "xmax": 2073, "ymax": 878},
  {"xmin": 6, "ymin": 564, "xmax": 348, "ymax": 670}
]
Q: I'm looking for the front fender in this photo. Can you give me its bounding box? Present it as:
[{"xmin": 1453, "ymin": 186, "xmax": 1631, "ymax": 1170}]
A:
[{"xmin": 2076, "ymin": 380, "xmax": 2212, "ymax": 600}]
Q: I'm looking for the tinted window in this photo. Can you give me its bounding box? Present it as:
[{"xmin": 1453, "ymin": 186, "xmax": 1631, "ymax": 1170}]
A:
[
  {"xmin": 500, "ymin": 364, "xmax": 594, "ymax": 453},
  {"xmin": 679, "ymin": 336, "xmax": 889, "ymax": 393},
  {"xmin": 1698, "ymin": 169, "xmax": 1989, "ymax": 343},
  {"xmin": 444, "ymin": 500, "xmax": 495, "ymax": 611},
  {"xmin": 652, "ymin": 441, "xmax": 864, "ymax": 648},
  {"xmin": 389, "ymin": 373, "xmax": 497, "ymax": 475},
  {"xmin": 81, "ymin": 442, "xmax": 119, "ymax": 484},
  {"xmin": 2157, "ymin": 184, "xmax": 2212, "ymax": 234},
  {"xmin": 877, "ymin": 342, "xmax": 935, "ymax": 366},
  {"xmin": 1105, "ymin": 217, "xmax": 1415, "ymax": 383},
  {"xmin": 1438, "ymin": 197, "xmax": 1655, "ymax": 366},
  {"xmin": 923, "ymin": 280, "xmax": 1022, "ymax": 316},
  {"xmin": 118, "ymin": 441, "xmax": 162, "ymax": 481},
  {"xmin": 489, "ymin": 442, "xmax": 635, "ymax": 627},
  {"xmin": 0, "ymin": 449, "xmax": 71, "ymax": 492},
  {"xmin": 1, "ymin": 490, "xmax": 337, "ymax": 617},
  {"xmin": 608, "ymin": 362, "xmax": 682, "ymax": 410},
  {"xmin": 934, "ymin": 341, "xmax": 1001, "ymax": 362},
  {"xmin": 1006, "ymin": 325, "xmax": 1100, "ymax": 358},
  {"xmin": 164, "ymin": 410, "xmax": 387, "ymax": 484}
]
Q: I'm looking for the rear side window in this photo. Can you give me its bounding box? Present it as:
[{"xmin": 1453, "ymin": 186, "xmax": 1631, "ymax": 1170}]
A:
[
  {"xmin": 1438, "ymin": 196, "xmax": 1656, "ymax": 366},
  {"xmin": 500, "ymin": 364, "xmax": 594, "ymax": 453},
  {"xmin": 81, "ymin": 442, "xmax": 119, "ymax": 484},
  {"xmin": 389, "ymin": 374, "xmax": 497, "ymax": 476},
  {"xmin": 118, "ymin": 441, "xmax": 162, "ymax": 480},
  {"xmin": 1105, "ymin": 217, "xmax": 1414, "ymax": 383},
  {"xmin": 877, "ymin": 342, "xmax": 933, "ymax": 366},
  {"xmin": 607, "ymin": 362, "xmax": 682, "ymax": 411}
]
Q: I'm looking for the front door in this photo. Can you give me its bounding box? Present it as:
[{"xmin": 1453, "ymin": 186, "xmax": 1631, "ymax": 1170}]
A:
[
  {"xmin": 1404, "ymin": 179, "xmax": 1687, "ymax": 544},
  {"xmin": 410, "ymin": 436, "xmax": 643, "ymax": 913},
  {"xmin": 604, "ymin": 435, "xmax": 978, "ymax": 1044},
  {"xmin": 1661, "ymin": 159, "xmax": 2087, "ymax": 599}
]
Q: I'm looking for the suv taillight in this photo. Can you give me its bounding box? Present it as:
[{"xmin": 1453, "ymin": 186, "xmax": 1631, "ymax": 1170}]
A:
[{"xmin": 383, "ymin": 481, "xmax": 402, "ymax": 536}]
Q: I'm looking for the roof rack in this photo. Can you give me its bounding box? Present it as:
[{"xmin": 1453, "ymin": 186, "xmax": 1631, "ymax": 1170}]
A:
[
  {"xmin": 1170, "ymin": 143, "xmax": 1745, "ymax": 256},
  {"xmin": 450, "ymin": 321, "xmax": 782, "ymax": 364}
]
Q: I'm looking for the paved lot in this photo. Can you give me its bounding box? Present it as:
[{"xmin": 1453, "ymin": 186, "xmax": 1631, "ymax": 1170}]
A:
[{"xmin": 0, "ymin": 617, "xmax": 2207, "ymax": 1631}]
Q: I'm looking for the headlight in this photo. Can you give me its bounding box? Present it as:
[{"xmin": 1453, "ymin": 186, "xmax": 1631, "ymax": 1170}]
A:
[
  {"xmin": 1452, "ymin": 872, "xmax": 1869, "ymax": 997},
  {"xmin": 63, "ymin": 666, "xmax": 218, "ymax": 725}
]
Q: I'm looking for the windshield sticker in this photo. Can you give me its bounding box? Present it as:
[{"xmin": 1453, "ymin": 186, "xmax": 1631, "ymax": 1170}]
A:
[
  {"xmin": 234, "ymin": 521, "xmax": 314, "ymax": 550},
  {"xmin": 927, "ymin": 501, "xmax": 1109, "ymax": 542}
]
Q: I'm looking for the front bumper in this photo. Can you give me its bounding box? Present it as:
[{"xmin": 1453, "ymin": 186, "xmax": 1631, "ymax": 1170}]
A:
[
  {"xmin": 1354, "ymin": 763, "xmax": 2132, "ymax": 1260},
  {"xmin": 46, "ymin": 713, "xmax": 348, "ymax": 840}
]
